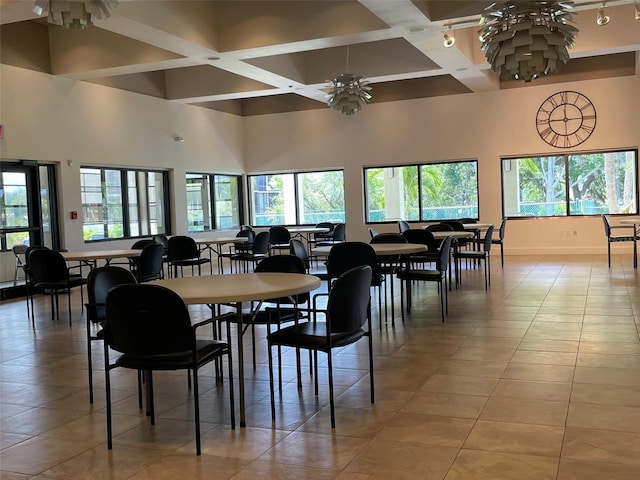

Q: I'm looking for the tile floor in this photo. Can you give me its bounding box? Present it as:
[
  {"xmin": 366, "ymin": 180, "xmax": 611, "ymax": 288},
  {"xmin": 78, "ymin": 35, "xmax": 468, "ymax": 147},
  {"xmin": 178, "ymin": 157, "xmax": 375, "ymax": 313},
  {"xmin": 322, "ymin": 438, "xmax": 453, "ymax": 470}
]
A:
[{"xmin": 1, "ymin": 254, "xmax": 640, "ymax": 479}]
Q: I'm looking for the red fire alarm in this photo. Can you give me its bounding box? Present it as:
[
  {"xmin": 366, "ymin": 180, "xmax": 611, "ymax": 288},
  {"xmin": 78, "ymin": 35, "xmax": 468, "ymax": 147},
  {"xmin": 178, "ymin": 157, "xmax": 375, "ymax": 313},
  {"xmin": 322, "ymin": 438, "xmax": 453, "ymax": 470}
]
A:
[
  {"xmin": 70, "ymin": 211, "xmax": 78, "ymax": 220},
  {"xmin": 0, "ymin": 124, "xmax": 4, "ymax": 139}
]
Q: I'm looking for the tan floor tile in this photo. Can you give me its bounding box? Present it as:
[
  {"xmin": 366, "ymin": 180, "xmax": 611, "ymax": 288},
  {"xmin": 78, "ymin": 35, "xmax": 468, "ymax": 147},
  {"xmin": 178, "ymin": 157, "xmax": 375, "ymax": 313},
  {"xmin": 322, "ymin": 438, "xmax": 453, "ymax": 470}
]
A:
[
  {"xmin": 376, "ymin": 413, "xmax": 475, "ymax": 448},
  {"xmin": 297, "ymin": 406, "xmax": 393, "ymax": 438},
  {"xmin": 401, "ymin": 392, "xmax": 488, "ymax": 419},
  {"xmin": 480, "ymin": 396, "xmax": 568, "ymax": 426},
  {"xmin": 517, "ymin": 339, "xmax": 579, "ymax": 353},
  {"xmin": 492, "ymin": 379, "xmax": 571, "ymax": 402},
  {"xmin": 436, "ymin": 359, "xmax": 508, "ymax": 378},
  {"xmin": 502, "ymin": 363, "xmax": 575, "ymax": 383},
  {"xmin": 574, "ymin": 366, "xmax": 640, "ymax": 387},
  {"xmin": 562, "ymin": 427, "xmax": 640, "ymax": 466},
  {"xmin": 420, "ymin": 375, "xmax": 498, "ymax": 396},
  {"xmin": 558, "ymin": 459, "xmax": 640, "ymax": 480},
  {"xmin": 345, "ymin": 439, "xmax": 458, "ymax": 480},
  {"xmin": 471, "ymin": 327, "xmax": 528, "ymax": 339},
  {"xmin": 126, "ymin": 451, "xmax": 250, "ymax": 480},
  {"xmin": 443, "ymin": 449, "xmax": 558, "ymax": 480},
  {"xmin": 230, "ymin": 461, "xmax": 337, "ymax": 480},
  {"xmin": 570, "ymin": 383, "xmax": 640, "ymax": 407},
  {"xmin": 577, "ymin": 352, "xmax": 640, "ymax": 369},
  {"xmin": 510, "ymin": 350, "xmax": 577, "ymax": 366},
  {"xmin": 0, "ymin": 436, "xmax": 92, "ymax": 476},
  {"xmin": 449, "ymin": 347, "xmax": 515, "ymax": 362},
  {"xmin": 257, "ymin": 431, "xmax": 369, "ymax": 470},
  {"xmin": 567, "ymin": 402, "xmax": 640, "ymax": 433},
  {"xmin": 578, "ymin": 341, "xmax": 640, "ymax": 354},
  {"xmin": 464, "ymin": 420, "xmax": 564, "ymax": 457},
  {"xmin": 195, "ymin": 427, "xmax": 289, "ymax": 460}
]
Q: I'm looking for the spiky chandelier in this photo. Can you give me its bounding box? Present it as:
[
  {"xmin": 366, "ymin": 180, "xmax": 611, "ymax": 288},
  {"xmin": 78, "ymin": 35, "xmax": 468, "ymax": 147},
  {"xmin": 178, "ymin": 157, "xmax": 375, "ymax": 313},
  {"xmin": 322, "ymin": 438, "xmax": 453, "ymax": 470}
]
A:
[
  {"xmin": 33, "ymin": 0, "xmax": 118, "ymax": 29},
  {"xmin": 479, "ymin": 1, "xmax": 578, "ymax": 82},
  {"xmin": 327, "ymin": 73, "xmax": 372, "ymax": 116}
]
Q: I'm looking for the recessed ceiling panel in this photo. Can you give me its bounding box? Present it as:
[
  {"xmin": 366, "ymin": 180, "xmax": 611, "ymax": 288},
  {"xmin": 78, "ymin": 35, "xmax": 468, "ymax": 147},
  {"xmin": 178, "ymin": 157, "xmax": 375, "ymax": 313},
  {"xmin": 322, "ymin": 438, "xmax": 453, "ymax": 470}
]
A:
[
  {"xmin": 247, "ymin": 38, "xmax": 440, "ymax": 85},
  {"xmin": 370, "ymin": 75, "xmax": 472, "ymax": 103},
  {"xmin": 85, "ymin": 71, "xmax": 167, "ymax": 99}
]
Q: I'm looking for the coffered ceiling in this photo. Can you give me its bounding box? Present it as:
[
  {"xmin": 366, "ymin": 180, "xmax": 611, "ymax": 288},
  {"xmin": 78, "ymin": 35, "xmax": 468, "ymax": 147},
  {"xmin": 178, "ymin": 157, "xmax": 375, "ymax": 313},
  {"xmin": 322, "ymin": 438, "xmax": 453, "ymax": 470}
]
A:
[{"xmin": 1, "ymin": 0, "xmax": 639, "ymax": 116}]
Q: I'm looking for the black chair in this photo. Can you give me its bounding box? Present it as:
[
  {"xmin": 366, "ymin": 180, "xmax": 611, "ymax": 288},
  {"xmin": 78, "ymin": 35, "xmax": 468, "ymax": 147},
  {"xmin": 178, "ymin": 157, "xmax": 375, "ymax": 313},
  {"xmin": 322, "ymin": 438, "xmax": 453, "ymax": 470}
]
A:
[
  {"xmin": 398, "ymin": 235, "xmax": 453, "ymax": 323},
  {"xmin": 370, "ymin": 233, "xmax": 406, "ymax": 323},
  {"xmin": 368, "ymin": 227, "xmax": 379, "ymax": 238},
  {"xmin": 425, "ymin": 222, "xmax": 453, "ymax": 247},
  {"xmin": 316, "ymin": 222, "xmax": 346, "ymax": 246},
  {"xmin": 132, "ymin": 243, "xmax": 165, "ymax": 282},
  {"xmin": 267, "ymin": 265, "xmax": 374, "ymax": 428},
  {"xmin": 289, "ymin": 238, "xmax": 310, "ymax": 272},
  {"xmin": 28, "ymin": 248, "xmax": 87, "ymax": 326},
  {"xmin": 602, "ymin": 215, "xmax": 637, "ymax": 268},
  {"xmin": 325, "ymin": 241, "xmax": 384, "ymax": 326},
  {"xmin": 103, "ymin": 284, "xmax": 235, "ymax": 455},
  {"xmin": 308, "ymin": 222, "xmax": 334, "ymax": 247},
  {"xmin": 398, "ymin": 220, "xmax": 410, "ymax": 234},
  {"xmin": 230, "ymin": 231, "xmax": 270, "ymax": 272},
  {"xmin": 23, "ymin": 245, "xmax": 50, "ymax": 323},
  {"xmin": 167, "ymin": 235, "xmax": 211, "ymax": 277},
  {"xmin": 85, "ymin": 266, "xmax": 137, "ymax": 404},
  {"xmin": 402, "ymin": 229, "xmax": 440, "ymax": 267},
  {"xmin": 453, "ymin": 225, "xmax": 495, "ymax": 289},
  {"xmin": 152, "ymin": 234, "xmax": 170, "ymax": 276},
  {"xmin": 493, "ymin": 218, "xmax": 507, "ymax": 267},
  {"xmin": 268, "ymin": 226, "xmax": 291, "ymax": 255},
  {"xmin": 125, "ymin": 238, "xmax": 155, "ymax": 270}
]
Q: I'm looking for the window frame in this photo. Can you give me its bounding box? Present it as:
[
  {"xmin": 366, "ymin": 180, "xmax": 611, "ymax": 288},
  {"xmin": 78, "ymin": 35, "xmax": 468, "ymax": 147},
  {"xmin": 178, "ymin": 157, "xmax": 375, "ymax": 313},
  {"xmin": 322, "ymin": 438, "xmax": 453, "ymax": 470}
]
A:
[
  {"xmin": 186, "ymin": 172, "xmax": 244, "ymax": 232},
  {"xmin": 247, "ymin": 169, "xmax": 346, "ymax": 227},
  {"xmin": 80, "ymin": 166, "xmax": 170, "ymax": 243},
  {"xmin": 363, "ymin": 159, "xmax": 480, "ymax": 225},
  {"xmin": 501, "ymin": 148, "xmax": 639, "ymax": 219}
]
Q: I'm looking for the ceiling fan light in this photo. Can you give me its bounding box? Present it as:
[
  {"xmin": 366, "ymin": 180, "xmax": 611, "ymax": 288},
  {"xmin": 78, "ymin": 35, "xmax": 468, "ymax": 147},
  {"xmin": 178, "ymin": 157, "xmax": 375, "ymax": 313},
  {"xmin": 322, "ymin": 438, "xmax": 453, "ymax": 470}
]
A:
[{"xmin": 33, "ymin": 0, "xmax": 118, "ymax": 29}]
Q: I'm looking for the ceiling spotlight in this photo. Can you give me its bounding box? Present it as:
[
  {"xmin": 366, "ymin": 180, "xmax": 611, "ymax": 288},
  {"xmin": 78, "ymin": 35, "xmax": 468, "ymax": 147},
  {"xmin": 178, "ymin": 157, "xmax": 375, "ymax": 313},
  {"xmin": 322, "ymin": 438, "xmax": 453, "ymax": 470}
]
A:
[
  {"xmin": 33, "ymin": 0, "xmax": 118, "ymax": 29},
  {"xmin": 597, "ymin": 3, "xmax": 610, "ymax": 25},
  {"xmin": 443, "ymin": 27, "xmax": 455, "ymax": 48},
  {"xmin": 635, "ymin": 0, "xmax": 639, "ymax": 20}
]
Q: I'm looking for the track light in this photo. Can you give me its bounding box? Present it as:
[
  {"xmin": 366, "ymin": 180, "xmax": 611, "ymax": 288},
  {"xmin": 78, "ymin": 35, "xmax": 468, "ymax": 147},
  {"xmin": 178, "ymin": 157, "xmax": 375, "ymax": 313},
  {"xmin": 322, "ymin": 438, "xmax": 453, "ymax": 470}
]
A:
[
  {"xmin": 597, "ymin": 2, "xmax": 610, "ymax": 25},
  {"xmin": 635, "ymin": 0, "xmax": 639, "ymax": 20},
  {"xmin": 443, "ymin": 26, "xmax": 455, "ymax": 47}
]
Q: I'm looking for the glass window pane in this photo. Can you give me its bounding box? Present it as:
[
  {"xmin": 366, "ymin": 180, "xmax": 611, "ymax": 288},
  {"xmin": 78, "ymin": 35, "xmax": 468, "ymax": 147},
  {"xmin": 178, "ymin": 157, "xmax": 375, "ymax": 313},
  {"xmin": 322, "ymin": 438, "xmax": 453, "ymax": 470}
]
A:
[
  {"xmin": 249, "ymin": 174, "xmax": 295, "ymax": 226},
  {"xmin": 148, "ymin": 172, "xmax": 166, "ymax": 234},
  {"xmin": 420, "ymin": 162, "xmax": 478, "ymax": 221},
  {"xmin": 568, "ymin": 151, "xmax": 637, "ymax": 215},
  {"xmin": 503, "ymin": 156, "xmax": 566, "ymax": 217},
  {"xmin": 364, "ymin": 166, "xmax": 419, "ymax": 222},
  {"xmin": 187, "ymin": 174, "xmax": 209, "ymax": 232},
  {"xmin": 297, "ymin": 171, "xmax": 345, "ymax": 224},
  {"xmin": 214, "ymin": 175, "xmax": 240, "ymax": 229},
  {"xmin": 1, "ymin": 172, "xmax": 28, "ymax": 228}
]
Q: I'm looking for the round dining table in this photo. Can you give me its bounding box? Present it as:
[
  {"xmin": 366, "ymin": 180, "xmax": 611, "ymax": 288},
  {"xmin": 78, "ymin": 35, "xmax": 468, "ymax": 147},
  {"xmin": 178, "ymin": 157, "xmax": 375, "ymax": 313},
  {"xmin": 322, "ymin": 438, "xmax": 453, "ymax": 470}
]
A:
[
  {"xmin": 195, "ymin": 236, "xmax": 247, "ymax": 273},
  {"xmin": 152, "ymin": 272, "xmax": 322, "ymax": 427}
]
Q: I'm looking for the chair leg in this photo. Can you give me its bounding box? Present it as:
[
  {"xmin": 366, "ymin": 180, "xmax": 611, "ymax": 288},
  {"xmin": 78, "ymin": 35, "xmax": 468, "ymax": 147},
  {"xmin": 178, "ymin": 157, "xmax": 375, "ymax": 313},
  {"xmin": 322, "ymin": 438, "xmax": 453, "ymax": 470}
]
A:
[
  {"xmin": 327, "ymin": 350, "xmax": 336, "ymax": 428},
  {"xmin": 104, "ymin": 342, "xmax": 113, "ymax": 450},
  {"xmin": 267, "ymin": 340, "xmax": 276, "ymax": 425},
  {"xmin": 500, "ymin": 242, "xmax": 504, "ymax": 268},
  {"xmin": 87, "ymin": 327, "xmax": 94, "ymax": 403},
  {"xmin": 192, "ymin": 368, "xmax": 201, "ymax": 455},
  {"xmin": 608, "ymin": 242, "xmax": 612, "ymax": 268}
]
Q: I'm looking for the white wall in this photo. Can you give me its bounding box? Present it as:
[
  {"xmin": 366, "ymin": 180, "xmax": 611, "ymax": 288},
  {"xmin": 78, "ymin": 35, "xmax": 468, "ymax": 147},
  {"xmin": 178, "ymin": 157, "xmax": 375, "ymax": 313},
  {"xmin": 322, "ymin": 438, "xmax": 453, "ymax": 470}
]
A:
[
  {"xmin": 244, "ymin": 75, "xmax": 640, "ymax": 254},
  {"xmin": 1, "ymin": 64, "xmax": 639, "ymax": 281}
]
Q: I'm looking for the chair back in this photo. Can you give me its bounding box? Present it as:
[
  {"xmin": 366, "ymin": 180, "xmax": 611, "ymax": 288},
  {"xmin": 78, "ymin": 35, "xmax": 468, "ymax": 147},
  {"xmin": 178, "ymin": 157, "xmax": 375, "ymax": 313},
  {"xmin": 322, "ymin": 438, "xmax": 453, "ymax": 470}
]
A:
[
  {"xmin": 105, "ymin": 284, "xmax": 192, "ymax": 356},
  {"xmin": 331, "ymin": 223, "xmax": 346, "ymax": 242},
  {"xmin": 327, "ymin": 241, "xmax": 380, "ymax": 284},
  {"xmin": 29, "ymin": 248, "xmax": 69, "ymax": 283},
  {"xmin": 152, "ymin": 234, "xmax": 169, "ymax": 255},
  {"xmin": 132, "ymin": 239, "xmax": 155, "ymax": 249},
  {"xmin": 498, "ymin": 218, "xmax": 507, "ymax": 240},
  {"xmin": 136, "ymin": 243, "xmax": 165, "ymax": 282},
  {"xmin": 87, "ymin": 266, "xmax": 137, "ymax": 324},
  {"xmin": 425, "ymin": 223, "xmax": 453, "ymax": 232},
  {"xmin": 235, "ymin": 229, "xmax": 255, "ymax": 253},
  {"xmin": 440, "ymin": 220, "xmax": 465, "ymax": 231},
  {"xmin": 438, "ymin": 236, "xmax": 454, "ymax": 273},
  {"xmin": 252, "ymin": 231, "xmax": 271, "ymax": 255},
  {"xmin": 480, "ymin": 225, "xmax": 495, "ymax": 252},
  {"xmin": 314, "ymin": 222, "xmax": 334, "ymax": 240},
  {"xmin": 257, "ymin": 255, "xmax": 309, "ymax": 305},
  {"xmin": 289, "ymin": 238, "xmax": 310, "ymax": 269},
  {"xmin": 398, "ymin": 220, "xmax": 410, "ymax": 233},
  {"xmin": 457, "ymin": 218, "xmax": 477, "ymax": 224},
  {"xmin": 13, "ymin": 245, "xmax": 28, "ymax": 270},
  {"xmin": 368, "ymin": 227, "xmax": 379, "ymax": 238},
  {"xmin": 370, "ymin": 233, "xmax": 406, "ymax": 244},
  {"xmin": 240, "ymin": 225, "xmax": 254, "ymax": 232},
  {"xmin": 402, "ymin": 229, "xmax": 439, "ymax": 252},
  {"xmin": 269, "ymin": 226, "xmax": 291, "ymax": 245},
  {"xmin": 602, "ymin": 214, "xmax": 612, "ymax": 237},
  {"xmin": 327, "ymin": 265, "xmax": 372, "ymax": 334},
  {"xmin": 168, "ymin": 235, "xmax": 199, "ymax": 261}
]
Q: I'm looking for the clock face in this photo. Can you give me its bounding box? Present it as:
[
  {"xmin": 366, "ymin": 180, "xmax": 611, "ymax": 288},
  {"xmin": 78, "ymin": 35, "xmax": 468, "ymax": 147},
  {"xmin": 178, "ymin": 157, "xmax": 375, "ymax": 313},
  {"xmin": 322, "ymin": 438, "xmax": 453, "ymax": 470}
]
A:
[{"xmin": 536, "ymin": 91, "xmax": 597, "ymax": 149}]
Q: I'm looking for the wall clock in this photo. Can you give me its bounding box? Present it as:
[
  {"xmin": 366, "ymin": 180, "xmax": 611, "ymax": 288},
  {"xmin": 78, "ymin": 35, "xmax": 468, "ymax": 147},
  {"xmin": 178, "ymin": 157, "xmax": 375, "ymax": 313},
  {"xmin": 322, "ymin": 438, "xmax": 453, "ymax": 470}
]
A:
[{"xmin": 536, "ymin": 91, "xmax": 596, "ymax": 149}]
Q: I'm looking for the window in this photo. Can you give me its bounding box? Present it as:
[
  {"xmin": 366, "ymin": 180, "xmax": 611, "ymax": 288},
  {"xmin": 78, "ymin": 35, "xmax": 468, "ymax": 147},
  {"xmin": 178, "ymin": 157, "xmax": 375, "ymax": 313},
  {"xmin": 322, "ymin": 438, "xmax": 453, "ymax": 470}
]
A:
[
  {"xmin": 186, "ymin": 173, "xmax": 242, "ymax": 232},
  {"xmin": 80, "ymin": 167, "xmax": 169, "ymax": 241},
  {"xmin": 364, "ymin": 160, "xmax": 478, "ymax": 223},
  {"xmin": 502, "ymin": 149, "xmax": 638, "ymax": 217},
  {"xmin": 0, "ymin": 162, "xmax": 59, "ymax": 251},
  {"xmin": 248, "ymin": 170, "xmax": 345, "ymax": 226}
]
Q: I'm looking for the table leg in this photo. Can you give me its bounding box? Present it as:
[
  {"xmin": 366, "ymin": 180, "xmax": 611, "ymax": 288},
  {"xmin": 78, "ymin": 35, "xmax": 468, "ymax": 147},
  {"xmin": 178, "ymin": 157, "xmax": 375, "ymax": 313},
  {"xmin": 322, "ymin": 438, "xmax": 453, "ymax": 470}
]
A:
[{"xmin": 236, "ymin": 301, "xmax": 246, "ymax": 427}]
